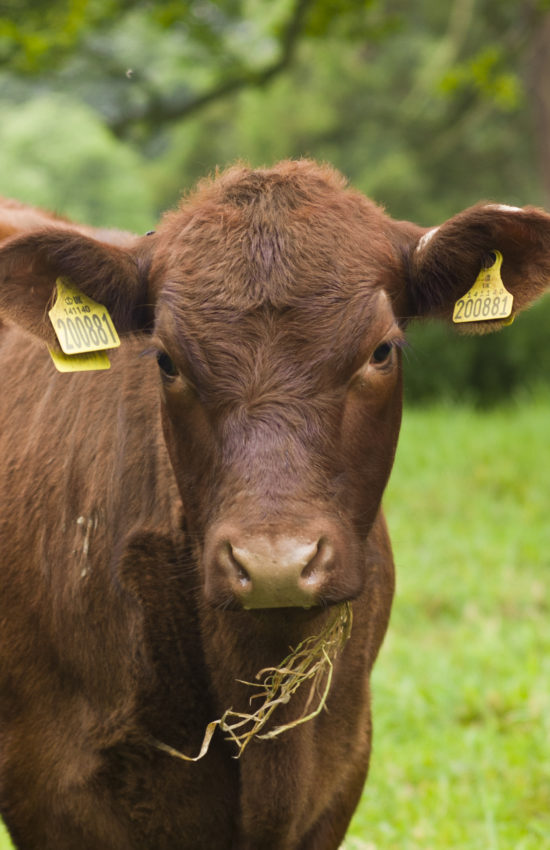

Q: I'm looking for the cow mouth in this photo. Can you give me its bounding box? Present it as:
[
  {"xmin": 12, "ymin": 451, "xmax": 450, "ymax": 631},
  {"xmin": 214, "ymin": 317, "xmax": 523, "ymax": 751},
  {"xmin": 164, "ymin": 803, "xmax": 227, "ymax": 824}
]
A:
[
  {"xmin": 152, "ymin": 601, "xmax": 353, "ymax": 762},
  {"xmin": 209, "ymin": 588, "xmax": 359, "ymax": 615},
  {"xmin": 205, "ymin": 573, "xmax": 362, "ymax": 613}
]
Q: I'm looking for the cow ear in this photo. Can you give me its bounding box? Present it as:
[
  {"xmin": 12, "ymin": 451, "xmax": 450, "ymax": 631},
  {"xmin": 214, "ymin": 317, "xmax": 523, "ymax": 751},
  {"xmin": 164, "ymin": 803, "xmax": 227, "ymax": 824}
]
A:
[
  {"xmin": 0, "ymin": 229, "xmax": 151, "ymax": 346},
  {"xmin": 400, "ymin": 203, "xmax": 550, "ymax": 333}
]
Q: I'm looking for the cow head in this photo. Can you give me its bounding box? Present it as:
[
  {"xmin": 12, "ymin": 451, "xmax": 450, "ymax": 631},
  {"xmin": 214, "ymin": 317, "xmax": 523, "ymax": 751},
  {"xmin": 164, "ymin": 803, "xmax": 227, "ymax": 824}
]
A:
[{"xmin": 1, "ymin": 161, "xmax": 550, "ymax": 610}]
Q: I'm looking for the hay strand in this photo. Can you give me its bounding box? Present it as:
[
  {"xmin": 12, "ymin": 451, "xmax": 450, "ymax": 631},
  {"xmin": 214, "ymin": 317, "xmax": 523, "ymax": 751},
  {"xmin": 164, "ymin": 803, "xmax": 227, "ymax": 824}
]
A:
[{"xmin": 152, "ymin": 601, "xmax": 353, "ymax": 761}]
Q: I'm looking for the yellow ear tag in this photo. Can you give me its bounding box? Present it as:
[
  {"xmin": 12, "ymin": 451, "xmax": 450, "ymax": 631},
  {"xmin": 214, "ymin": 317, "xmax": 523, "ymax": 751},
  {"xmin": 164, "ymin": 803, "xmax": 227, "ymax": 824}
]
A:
[
  {"xmin": 48, "ymin": 348, "xmax": 112, "ymax": 373},
  {"xmin": 453, "ymin": 250, "xmax": 514, "ymax": 324},
  {"xmin": 48, "ymin": 277, "xmax": 120, "ymax": 372}
]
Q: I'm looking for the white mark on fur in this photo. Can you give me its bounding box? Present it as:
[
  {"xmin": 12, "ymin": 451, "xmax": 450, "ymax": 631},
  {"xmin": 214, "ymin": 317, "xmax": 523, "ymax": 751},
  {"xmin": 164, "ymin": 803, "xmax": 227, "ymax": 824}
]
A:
[
  {"xmin": 77, "ymin": 515, "xmax": 97, "ymax": 577},
  {"xmin": 485, "ymin": 204, "xmax": 523, "ymax": 213},
  {"xmin": 415, "ymin": 227, "xmax": 440, "ymax": 253}
]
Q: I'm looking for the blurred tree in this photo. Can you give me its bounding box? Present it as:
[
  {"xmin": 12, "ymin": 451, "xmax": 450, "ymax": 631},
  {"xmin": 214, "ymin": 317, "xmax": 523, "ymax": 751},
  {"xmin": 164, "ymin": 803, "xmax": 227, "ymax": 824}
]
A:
[
  {"xmin": 1, "ymin": 0, "xmax": 548, "ymax": 213},
  {"xmin": 139, "ymin": 0, "xmax": 546, "ymax": 222},
  {"xmin": 0, "ymin": 95, "xmax": 156, "ymax": 230},
  {"xmin": 0, "ymin": 0, "xmax": 376, "ymax": 141},
  {"xmin": 1, "ymin": 0, "xmax": 545, "ymax": 188}
]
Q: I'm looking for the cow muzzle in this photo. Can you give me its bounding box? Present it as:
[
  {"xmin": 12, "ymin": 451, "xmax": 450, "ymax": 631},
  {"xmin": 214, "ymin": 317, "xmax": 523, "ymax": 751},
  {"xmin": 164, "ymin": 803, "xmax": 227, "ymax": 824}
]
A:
[{"xmin": 204, "ymin": 525, "xmax": 344, "ymax": 609}]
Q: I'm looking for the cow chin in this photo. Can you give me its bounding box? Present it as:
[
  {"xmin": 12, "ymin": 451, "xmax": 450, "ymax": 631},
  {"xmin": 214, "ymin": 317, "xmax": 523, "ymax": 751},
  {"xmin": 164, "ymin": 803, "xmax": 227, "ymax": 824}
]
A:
[{"xmin": 202, "ymin": 520, "xmax": 364, "ymax": 611}]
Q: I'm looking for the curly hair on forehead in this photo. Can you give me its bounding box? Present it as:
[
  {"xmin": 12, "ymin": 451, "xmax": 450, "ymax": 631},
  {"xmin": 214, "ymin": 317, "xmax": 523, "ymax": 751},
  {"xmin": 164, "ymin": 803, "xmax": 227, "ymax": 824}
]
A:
[
  {"xmin": 152, "ymin": 159, "xmax": 393, "ymax": 315},
  {"xmin": 187, "ymin": 159, "xmax": 350, "ymax": 208}
]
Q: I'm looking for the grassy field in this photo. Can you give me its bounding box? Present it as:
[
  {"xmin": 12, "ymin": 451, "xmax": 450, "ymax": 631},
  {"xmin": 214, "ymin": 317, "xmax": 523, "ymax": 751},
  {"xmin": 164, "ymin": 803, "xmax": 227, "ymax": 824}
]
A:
[
  {"xmin": 1, "ymin": 401, "xmax": 549, "ymax": 849},
  {"xmin": 345, "ymin": 400, "xmax": 550, "ymax": 850}
]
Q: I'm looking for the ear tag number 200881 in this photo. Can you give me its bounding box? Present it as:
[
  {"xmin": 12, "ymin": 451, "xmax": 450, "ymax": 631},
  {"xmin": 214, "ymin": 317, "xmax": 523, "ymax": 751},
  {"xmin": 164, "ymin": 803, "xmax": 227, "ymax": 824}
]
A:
[
  {"xmin": 453, "ymin": 250, "xmax": 514, "ymax": 325},
  {"xmin": 48, "ymin": 277, "xmax": 120, "ymax": 372}
]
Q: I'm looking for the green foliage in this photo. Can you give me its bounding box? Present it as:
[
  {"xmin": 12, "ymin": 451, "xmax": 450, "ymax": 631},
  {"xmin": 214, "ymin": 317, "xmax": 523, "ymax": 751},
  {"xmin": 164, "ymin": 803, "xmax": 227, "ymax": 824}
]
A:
[
  {"xmin": 404, "ymin": 296, "xmax": 550, "ymax": 406},
  {"xmin": 304, "ymin": 0, "xmax": 381, "ymax": 39},
  {"xmin": 440, "ymin": 46, "xmax": 522, "ymax": 111},
  {"xmin": 0, "ymin": 821, "xmax": 11, "ymax": 850},
  {"xmin": 0, "ymin": 0, "xmax": 120, "ymax": 72},
  {"xmin": 0, "ymin": 0, "xmax": 313, "ymax": 136},
  {"xmin": 0, "ymin": 95, "xmax": 156, "ymax": 231},
  {"xmin": 140, "ymin": 0, "xmax": 543, "ymax": 224}
]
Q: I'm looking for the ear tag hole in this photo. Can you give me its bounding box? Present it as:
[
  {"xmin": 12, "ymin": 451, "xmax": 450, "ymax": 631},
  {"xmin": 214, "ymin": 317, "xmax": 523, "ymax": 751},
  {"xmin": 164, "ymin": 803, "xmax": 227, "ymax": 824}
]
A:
[{"xmin": 452, "ymin": 250, "xmax": 514, "ymax": 325}]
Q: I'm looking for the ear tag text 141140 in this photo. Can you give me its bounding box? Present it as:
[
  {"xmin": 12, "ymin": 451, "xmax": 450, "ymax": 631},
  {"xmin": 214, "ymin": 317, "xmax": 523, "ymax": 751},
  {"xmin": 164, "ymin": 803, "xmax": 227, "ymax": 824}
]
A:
[
  {"xmin": 48, "ymin": 277, "xmax": 120, "ymax": 372},
  {"xmin": 453, "ymin": 250, "xmax": 514, "ymax": 325}
]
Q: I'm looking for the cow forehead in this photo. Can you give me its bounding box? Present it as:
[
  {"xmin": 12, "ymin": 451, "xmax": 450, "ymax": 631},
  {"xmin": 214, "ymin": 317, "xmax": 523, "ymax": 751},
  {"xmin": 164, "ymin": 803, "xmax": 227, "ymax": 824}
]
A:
[
  {"xmin": 151, "ymin": 164, "xmax": 401, "ymax": 385},
  {"xmin": 152, "ymin": 164, "xmax": 398, "ymax": 311}
]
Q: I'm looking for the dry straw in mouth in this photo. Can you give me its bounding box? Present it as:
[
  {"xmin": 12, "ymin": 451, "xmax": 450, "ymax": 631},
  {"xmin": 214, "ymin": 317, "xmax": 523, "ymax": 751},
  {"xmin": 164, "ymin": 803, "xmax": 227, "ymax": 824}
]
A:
[{"xmin": 152, "ymin": 601, "xmax": 353, "ymax": 761}]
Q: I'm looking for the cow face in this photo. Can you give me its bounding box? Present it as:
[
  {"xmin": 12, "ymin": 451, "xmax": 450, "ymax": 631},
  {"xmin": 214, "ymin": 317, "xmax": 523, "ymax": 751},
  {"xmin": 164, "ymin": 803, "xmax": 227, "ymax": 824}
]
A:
[
  {"xmin": 154, "ymin": 306, "xmax": 401, "ymax": 605},
  {"xmin": 154, "ymin": 302, "xmax": 403, "ymax": 609},
  {"xmin": 2, "ymin": 161, "xmax": 550, "ymax": 610},
  {"xmin": 146, "ymin": 164, "xmax": 409, "ymax": 609}
]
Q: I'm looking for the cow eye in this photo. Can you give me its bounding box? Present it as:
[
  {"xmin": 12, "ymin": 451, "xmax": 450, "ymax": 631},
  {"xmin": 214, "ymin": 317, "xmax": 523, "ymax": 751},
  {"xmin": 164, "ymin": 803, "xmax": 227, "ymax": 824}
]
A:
[
  {"xmin": 156, "ymin": 350, "xmax": 178, "ymax": 379},
  {"xmin": 371, "ymin": 342, "xmax": 393, "ymax": 365}
]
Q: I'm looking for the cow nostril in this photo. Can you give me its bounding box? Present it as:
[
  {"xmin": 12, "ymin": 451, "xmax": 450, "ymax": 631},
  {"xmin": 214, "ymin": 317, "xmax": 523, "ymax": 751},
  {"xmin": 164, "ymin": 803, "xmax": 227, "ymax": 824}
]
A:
[
  {"xmin": 218, "ymin": 541, "xmax": 251, "ymax": 589},
  {"xmin": 230, "ymin": 536, "xmax": 331, "ymax": 608},
  {"xmin": 300, "ymin": 538, "xmax": 334, "ymax": 586},
  {"xmin": 228, "ymin": 545, "xmax": 251, "ymax": 587}
]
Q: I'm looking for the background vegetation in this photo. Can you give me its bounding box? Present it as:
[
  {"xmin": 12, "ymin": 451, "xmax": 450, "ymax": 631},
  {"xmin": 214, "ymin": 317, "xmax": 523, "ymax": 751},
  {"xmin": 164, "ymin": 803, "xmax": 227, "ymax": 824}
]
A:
[
  {"xmin": 0, "ymin": 1, "xmax": 549, "ymax": 848},
  {"xmin": 345, "ymin": 402, "xmax": 550, "ymax": 849}
]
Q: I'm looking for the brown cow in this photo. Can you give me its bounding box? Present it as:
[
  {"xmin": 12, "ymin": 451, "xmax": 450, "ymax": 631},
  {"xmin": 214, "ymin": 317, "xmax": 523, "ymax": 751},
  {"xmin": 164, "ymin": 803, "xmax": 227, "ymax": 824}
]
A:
[{"xmin": 0, "ymin": 161, "xmax": 549, "ymax": 850}]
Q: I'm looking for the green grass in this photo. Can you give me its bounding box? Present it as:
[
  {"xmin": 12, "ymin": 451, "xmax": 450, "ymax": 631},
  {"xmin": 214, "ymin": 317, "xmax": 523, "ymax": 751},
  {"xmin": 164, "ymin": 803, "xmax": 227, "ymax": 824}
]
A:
[
  {"xmin": 345, "ymin": 400, "xmax": 550, "ymax": 850},
  {"xmin": 0, "ymin": 823, "xmax": 10, "ymax": 850},
  {"xmin": 1, "ymin": 401, "xmax": 549, "ymax": 849}
]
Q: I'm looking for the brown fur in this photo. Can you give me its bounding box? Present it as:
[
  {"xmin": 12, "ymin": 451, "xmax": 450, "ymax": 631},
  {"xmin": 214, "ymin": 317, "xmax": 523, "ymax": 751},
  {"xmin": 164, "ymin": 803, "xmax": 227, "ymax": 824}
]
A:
[
  {"xmin": 1, "ymin": 163, "xmax": 549, "ymax": 849},
  {"xmin": 0, "ymin": 196, "xmax": 138, "ymax": 246}
]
